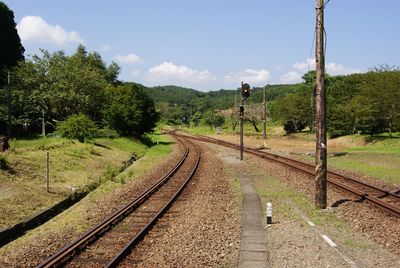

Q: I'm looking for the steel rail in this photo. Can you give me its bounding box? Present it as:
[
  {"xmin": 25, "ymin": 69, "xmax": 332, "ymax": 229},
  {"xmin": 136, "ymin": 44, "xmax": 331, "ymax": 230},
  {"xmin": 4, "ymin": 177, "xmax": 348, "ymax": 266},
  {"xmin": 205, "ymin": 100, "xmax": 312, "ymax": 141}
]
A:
[
  {"xmin": 106, "ymin": 136, "xmax": 200, "ymax": 267},
  {"xmin": 36, "ymin": 137, "xmax": 190, "ymax": 268},
  {"xmin": 176, "ymin": 132, "xmax": 400, "ymax": 218}
]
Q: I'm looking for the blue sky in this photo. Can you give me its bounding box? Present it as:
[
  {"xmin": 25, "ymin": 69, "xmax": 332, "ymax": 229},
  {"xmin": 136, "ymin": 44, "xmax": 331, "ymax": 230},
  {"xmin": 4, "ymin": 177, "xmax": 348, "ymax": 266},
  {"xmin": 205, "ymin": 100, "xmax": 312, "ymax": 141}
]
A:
[{"xmin": 4, "ymin": 0, "xmax": 400, "ymax": 91}]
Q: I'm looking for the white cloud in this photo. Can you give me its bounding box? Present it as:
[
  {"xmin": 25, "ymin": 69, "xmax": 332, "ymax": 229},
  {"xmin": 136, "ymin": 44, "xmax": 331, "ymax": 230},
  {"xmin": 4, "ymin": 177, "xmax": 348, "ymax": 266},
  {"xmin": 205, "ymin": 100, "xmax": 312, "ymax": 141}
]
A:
[
  {"xmin": 293, "ymin": 58, "xmax": 316, "ymax": 71},
  {"xmin": 100, "ymin": 44, "xmax": 111, "ymax": 51},
  {"xmin": 325, "ymin": 62, "xmax": 361, "ymax": 76},
  {"xmin": 224, "ymin": 69, "xmax": 271, "ymax": 85},
  {"xmin": 147, "ymin": 62, "xmax": 216, "ymax": 83},
  {"xmin": 280, "ymin": 71, "xmax": 303, "ymax": 84},
  {"xmin": 17, "ymin": 16, "xmax": 83, "ymax": 46},
  {"xmin": 292, "ymin": 58, "xmax": 361, "ymax": 76},
  {"xmin": 113, "ymin": 53, "xmax": 142, "ymax": 64}
]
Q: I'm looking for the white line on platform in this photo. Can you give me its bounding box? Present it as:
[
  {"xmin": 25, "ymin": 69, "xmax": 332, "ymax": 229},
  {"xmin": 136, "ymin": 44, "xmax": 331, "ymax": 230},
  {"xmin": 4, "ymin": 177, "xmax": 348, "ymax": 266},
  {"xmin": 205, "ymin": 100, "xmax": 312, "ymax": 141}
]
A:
[
  {"xmin": 287, "ymin": 200, "xmax": 358, "ymax": 267},
  {"xmin": 321, "ymin": 234, "xmax": 337, "ymax": 247},
  {"xmin": 307, "ymin": 221, "xmax": 315, "ymax": 227}
]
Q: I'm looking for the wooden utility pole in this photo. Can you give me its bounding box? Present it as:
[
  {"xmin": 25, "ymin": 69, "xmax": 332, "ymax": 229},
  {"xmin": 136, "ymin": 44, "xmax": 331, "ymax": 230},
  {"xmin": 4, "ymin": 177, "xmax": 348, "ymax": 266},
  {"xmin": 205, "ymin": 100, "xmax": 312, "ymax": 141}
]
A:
[
  {"xmin": 262, "ymin": 86, "xmax": 267, "ymax": 140},
  {"xmin": 42, "ymin": 110, "xmax": 46, "ymax": 137},
  {"xmin": 7, "ymin": 71, "xmax": 11, "ymax": 136},
  {"xmin": 315, "ymin": 0, "xmax": 327, "ymax": 209}
]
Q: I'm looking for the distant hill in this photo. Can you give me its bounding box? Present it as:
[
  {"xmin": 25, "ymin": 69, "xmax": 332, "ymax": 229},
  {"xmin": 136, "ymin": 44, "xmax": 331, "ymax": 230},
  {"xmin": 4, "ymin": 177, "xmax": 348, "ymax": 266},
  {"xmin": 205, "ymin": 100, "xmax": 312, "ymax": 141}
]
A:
[
  {"xmin": 145, "ymin": 84, "xmax": 300, "ymax": 111},
  {"xmin": 145, "ymin": 85, "xmax": 205, "ymax": 105}
]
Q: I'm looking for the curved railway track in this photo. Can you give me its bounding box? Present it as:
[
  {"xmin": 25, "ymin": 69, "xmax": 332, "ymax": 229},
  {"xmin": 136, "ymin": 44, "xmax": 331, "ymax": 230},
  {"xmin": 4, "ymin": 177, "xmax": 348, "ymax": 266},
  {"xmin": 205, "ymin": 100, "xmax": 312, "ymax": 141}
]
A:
[
  {"xmin": 174, "ymin": 132, "xmax": 400, "ymax": 219},
  {"xmin": 36, "ymin": 135, "xmax": 200, "ymax": 268}
]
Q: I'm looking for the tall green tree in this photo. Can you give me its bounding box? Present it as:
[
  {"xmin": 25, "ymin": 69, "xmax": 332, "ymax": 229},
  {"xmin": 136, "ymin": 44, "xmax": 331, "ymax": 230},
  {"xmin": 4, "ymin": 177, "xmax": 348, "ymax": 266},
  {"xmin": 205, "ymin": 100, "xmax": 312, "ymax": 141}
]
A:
[
  {"xmin": 271, "ymin": 84, "xmax": 312, "ymax": 133},
  {"xmin": 10, "ymin": 46, "xmax": 117, "ymax": 133},
  {"xmin": 356, "ymin": 70, "xmax": 400, "ymax": 136},
  {"xmin": 104, "ymin": 83, "xmax": 159, "ymax": 136},
  {"xmin": 203, "ymin": 110, "xmax": 225, "ymax": 130},
  {"xmin": 0, "ymin": 1, "xmax": 24, "ymax": 86}
]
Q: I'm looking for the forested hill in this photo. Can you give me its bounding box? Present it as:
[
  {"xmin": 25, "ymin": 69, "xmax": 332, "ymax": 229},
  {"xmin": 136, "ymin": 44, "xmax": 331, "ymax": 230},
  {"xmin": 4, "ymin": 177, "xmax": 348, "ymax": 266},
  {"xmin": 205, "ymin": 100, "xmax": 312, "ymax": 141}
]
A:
[
  {"xmin": 145, "ymin": 86, "xmax": 205, "ymax": 105},
  {"xmin": 145, "ymin": 84, "xmax": 298, "ymax": 110}
]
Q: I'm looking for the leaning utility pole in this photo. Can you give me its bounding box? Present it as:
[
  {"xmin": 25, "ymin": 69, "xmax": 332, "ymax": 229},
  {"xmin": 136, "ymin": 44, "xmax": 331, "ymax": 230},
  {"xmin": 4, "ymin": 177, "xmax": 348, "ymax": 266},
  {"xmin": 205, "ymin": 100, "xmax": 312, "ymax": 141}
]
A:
[
  {"xmin": 315, "ymin": 0, "xmax": 327, "ymax": 209},
  {"xmin": 262, "ymin": 85, "xmax": 267, "ymax": 140}
]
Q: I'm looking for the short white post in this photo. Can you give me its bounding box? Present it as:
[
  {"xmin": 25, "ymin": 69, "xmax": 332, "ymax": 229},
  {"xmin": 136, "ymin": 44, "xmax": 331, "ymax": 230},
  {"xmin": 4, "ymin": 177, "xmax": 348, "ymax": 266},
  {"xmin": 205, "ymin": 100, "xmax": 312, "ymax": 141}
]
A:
[{"xmin": 266, "ymin": 202, "xmax": 272, "ymax": 225}]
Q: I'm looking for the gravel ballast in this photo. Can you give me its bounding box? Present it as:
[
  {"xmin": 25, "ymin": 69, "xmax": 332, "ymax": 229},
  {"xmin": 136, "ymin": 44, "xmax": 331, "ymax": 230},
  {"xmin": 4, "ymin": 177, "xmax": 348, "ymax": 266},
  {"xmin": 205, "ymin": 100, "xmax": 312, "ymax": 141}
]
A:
[
  {"xmin": 206, "ymin": 141, "xmax": 400, "ymax": 268},
  {"xmin": 121, "ymin": 142, "xmax": 242, "ymax": 267}
]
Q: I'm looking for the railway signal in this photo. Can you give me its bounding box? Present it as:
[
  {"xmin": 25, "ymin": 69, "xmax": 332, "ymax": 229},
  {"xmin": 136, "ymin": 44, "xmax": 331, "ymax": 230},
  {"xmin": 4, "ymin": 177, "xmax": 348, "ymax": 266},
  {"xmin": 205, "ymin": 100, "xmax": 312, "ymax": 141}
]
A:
[{"xmin": 239, "ymin": 82, "xmax": 250, "ymax": 160}]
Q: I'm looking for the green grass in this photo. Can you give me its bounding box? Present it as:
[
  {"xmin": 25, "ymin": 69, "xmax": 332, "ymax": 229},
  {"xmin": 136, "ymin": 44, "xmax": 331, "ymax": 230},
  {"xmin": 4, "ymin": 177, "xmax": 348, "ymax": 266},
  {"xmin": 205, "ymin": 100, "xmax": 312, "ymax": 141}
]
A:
[
  {"xmin": 328, "ymin": 155, "xmax": 400, "ymax": 185},
  {"xmin": 253, "ymin": 170, "xmax": 345, "ymax": 228},
  {"xmin": 347, "ymin": 138, "xmax": 400, "ymax": 155},
  {"xmin": 327, "ymin": 135, "xmax": 400, "ymax": 184},
  {"xmin": 180, "ymin": 121, "xmax": 281, "ymax": 137},
  {"xmin": 0, "ymin": 134, "xmax": 173, "ymax": 228},
  {"xmin": 95, "ymin": 137, "xmax": 148, "ymax": 156},
  {"xmin": 0, "ymin": 137, "xmax": 174, "ymax": 253}
]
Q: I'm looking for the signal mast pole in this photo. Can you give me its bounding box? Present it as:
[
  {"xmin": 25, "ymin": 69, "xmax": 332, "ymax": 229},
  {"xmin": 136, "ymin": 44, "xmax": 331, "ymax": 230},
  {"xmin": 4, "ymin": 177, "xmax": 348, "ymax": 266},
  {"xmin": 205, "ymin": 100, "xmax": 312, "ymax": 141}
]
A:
[
  {"xmin": 239, "ymin": 89, "xmax": 244, "ymax": 161},
  {"xmin": 315, "ymin": 0, "xmax": 327, "ymax": 209}
]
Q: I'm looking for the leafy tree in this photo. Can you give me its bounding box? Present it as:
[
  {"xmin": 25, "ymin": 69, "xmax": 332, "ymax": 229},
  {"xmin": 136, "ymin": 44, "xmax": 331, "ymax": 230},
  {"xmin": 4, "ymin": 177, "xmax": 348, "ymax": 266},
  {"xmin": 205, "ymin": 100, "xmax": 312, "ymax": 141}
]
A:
[
  {"xmin": 191, "ymin": 111, "xmax": 201, "ymax": 127},
  {"xmin": 302, "ymin": 70, "xmax": 316, "ymax": 85},
  {"xmin": 10, "ymin": 46, "xmax": 115, "ymax": 133},
  {"xmin": 244, "ymin": 104, "xmax": 263, "ymax": 132},
  {"xmin": 56, "ymin": 114, "xmax": 98, "ymax": 143},
  {"xmin": 326, "ymin": 75, "xmax": 362, "ymax": 137},
  {"xmin": 104, "ymin": 84, "xmax": 159, "ymax": 136},
  {"xmin": 230, "ymin": 108, "xmax": 239, "ymax": 130},
  {"xmin": 356, "ymin": 70, "xmax": 400, "ymax": 136},
  {"xmin": 271, "ymin": 85, "xmax": 312, "ymax": 133},
  {"xmin": 204, "ymin": 111, "xmax": 225, "ymax": 129},
  {"xmin": 0, "ymin": 1, "xmax": 24, "ymax": 86}
]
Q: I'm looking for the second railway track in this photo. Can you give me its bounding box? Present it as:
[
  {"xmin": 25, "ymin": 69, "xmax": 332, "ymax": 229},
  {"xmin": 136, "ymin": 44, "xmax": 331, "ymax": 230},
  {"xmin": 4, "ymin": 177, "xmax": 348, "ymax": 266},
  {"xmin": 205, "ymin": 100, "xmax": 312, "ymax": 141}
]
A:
[
  {"xmin": 36, "ymin": 135, "xmax": 200, "ymax": 268},
  {"xmin": 174, "ymin": 132, "xmax": 400, "ymax": 219}
]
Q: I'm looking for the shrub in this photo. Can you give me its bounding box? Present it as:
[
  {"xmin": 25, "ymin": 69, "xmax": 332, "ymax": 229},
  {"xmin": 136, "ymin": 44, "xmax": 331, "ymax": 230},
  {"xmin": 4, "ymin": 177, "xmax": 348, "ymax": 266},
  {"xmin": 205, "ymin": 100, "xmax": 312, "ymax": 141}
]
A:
[
  {"xmin": 56, "ymin": 114, "xmax": 98, "ymax": 143},
  {"xmin": 0, "ymin": 154, "xmax": 8, "ymax": 170}
]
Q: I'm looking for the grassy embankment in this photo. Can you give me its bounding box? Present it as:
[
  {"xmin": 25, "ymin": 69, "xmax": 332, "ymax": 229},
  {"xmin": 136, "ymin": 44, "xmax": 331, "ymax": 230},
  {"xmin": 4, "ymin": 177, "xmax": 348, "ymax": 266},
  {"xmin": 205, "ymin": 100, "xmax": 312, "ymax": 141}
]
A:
[
  {"xmin": 181, "ymin": 122, "xmax": 400, "ymax": 186},
  {"xmin": 0, "ymin": 133, "xmax": 172, "ymax": 228}
]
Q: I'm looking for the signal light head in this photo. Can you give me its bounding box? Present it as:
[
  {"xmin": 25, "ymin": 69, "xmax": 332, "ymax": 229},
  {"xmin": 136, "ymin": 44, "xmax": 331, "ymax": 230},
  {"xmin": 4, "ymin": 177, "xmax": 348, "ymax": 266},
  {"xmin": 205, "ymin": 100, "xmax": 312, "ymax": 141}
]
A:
[{"xmin": 241, "ymin": 82, "xmax": 250, "ymax": 99}]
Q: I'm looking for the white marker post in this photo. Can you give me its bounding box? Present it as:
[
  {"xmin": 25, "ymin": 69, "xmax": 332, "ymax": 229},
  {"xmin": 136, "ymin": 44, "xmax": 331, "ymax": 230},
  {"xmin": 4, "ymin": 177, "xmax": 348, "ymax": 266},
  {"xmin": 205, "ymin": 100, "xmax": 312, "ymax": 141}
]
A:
[{"xmin": 266, "ymin": 202, "xmax": 272, "ymax": 225}]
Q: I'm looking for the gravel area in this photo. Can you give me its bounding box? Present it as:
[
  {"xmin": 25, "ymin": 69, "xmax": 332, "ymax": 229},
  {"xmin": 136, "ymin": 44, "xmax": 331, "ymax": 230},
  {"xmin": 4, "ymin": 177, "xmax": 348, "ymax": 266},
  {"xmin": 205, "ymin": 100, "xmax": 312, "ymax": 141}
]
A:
[
  {"xmin": 120, "ymin": 142, "xmax": 241, "ymax": 267},
  {"xmin": 2, "ymin": 133, "xmax": 399, "ymax": 267},
  {"xmin": 204, "ymin": 141, "xmax": 400, "ymax": 268},
  {"xmin": 0, "ymin": 139, "xmax": 242, "ymax": 268}
]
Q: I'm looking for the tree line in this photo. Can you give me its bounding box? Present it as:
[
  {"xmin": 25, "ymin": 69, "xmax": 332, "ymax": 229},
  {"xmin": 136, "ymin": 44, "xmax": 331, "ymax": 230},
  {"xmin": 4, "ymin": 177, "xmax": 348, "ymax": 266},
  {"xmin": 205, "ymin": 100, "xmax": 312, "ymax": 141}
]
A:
[
  {"xmin": 0, "ymin": 2, "xmax": 158, "ymax": 143},
  {"xmin": 272, "ymin": 68, "xmax": 400, "ymax": 137},
  {"xmin": 146, "ymin": 68, "xmax": 400, "ymax": 138},
  {"xmin": 2, "ymin": 1, "xmax": 397, "ymax": 139},
  {"xmin": 0, "ymin": 46, "xmax": 158, "ymax": 139}
]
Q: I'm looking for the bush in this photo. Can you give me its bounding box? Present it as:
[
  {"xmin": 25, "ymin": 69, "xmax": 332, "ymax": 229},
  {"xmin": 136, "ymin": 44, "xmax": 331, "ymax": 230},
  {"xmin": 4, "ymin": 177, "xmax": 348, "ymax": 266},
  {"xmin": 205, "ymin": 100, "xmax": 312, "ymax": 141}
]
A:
[
  {"xmin": 0, "ymin": 154, "xmax": 8, "ymax": 170},
  {"xmin": 283, "ymin": 121, "xmax": 307, "ymax": 133},
  {"xmin": 56, "ymin": 114, "xmax": 98, "ymax": 143},
  {"xmin": 98, "ymin": 127, "xmax": 120, "ymax": 139}
]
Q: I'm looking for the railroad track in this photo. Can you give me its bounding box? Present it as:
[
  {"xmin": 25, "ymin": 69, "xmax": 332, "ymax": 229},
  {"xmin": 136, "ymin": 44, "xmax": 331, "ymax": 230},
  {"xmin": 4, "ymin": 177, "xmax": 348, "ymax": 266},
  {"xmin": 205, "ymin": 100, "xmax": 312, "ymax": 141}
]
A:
[
  {"xmin": 36, "ymin": 135, "xmax": 200, "ymax": 268},
  {"xmin": 174, "ymin": 132, "xmax": 400, "ymax": 219}
]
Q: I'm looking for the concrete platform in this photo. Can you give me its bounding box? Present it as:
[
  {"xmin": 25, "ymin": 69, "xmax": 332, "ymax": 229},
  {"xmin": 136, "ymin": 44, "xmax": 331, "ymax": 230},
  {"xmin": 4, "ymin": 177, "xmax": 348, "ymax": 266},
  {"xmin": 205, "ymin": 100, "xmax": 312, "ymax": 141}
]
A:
[{"xmin": 238, "ymin": 176, "xmax": 268, "ymax": 268}]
